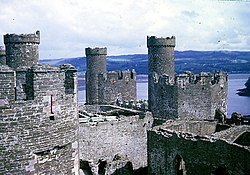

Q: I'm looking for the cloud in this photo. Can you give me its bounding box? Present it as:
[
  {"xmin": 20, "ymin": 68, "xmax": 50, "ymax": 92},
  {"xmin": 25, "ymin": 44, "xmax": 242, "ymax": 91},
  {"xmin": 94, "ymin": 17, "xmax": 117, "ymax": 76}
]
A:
[{"xmin": 0, "ymin": 0, "xmax": 250, "ymax": 59}]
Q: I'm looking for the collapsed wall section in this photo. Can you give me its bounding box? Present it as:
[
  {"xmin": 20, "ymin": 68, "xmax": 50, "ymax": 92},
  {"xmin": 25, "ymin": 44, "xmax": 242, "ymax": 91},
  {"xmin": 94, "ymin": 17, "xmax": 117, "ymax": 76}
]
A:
[
  {"xmin": 148, "ymin": 125, "xmax": 250, "ymax": 175},
  {"xmin": 79, "ymin": 112, "xmax": 153, "ymax": 174}
]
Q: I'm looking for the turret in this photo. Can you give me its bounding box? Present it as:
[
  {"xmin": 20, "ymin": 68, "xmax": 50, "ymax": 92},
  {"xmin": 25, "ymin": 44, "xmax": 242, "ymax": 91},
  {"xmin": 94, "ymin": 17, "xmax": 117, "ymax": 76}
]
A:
[
  {"xmin": 147, "ymin": 36, "xmax": 176, "ymax": 110},
  {"xmin": 0, "ymin": 46, "xmax": 6, "ymax": 65},
  {"xmin": 4, "ymin": 31, "xmax": 40, "ymax": 69},
  {"xmin": 85, "ymin": 47, "xmax": 107, "ymax": 104}
]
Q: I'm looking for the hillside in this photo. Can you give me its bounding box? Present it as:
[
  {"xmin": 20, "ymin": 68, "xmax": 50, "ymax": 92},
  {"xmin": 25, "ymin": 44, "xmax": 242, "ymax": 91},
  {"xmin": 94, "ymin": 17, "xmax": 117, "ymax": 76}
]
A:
[{"xmin": 39, "ymin": 51, "xmax": 250, "ymax": 74}]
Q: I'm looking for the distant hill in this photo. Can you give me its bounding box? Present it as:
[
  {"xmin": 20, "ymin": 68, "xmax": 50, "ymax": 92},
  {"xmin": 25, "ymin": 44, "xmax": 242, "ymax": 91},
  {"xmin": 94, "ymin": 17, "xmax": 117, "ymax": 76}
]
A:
[{"xmin": 39, "ymin": 51, "xmax": 250, "ymax": 74}]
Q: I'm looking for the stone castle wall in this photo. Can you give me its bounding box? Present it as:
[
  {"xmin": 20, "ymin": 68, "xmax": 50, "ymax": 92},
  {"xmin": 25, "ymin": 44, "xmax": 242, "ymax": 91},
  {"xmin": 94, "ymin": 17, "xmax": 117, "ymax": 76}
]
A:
[
  {"xmin": 148, "ymin": 124, "xmax": 250, "ymax": 175},
  {"xmin": 151, "ymin": 72, "xmax": 228, "ymax": 120},
  {"xmin": 0, "ymin": 31, "xmax": 79, "ymax": 174},
  {"xmin": 147, "ymin": 36, "xmax": 175, "ymax": 111},
  {"xmin": 85, "ymin": 47, "xmax": 107, "ymax": 104},
  {"xmin": 98, "ymin": 70, "xmax": 136, "ymax": 104},
  {"xmin": 0, "ymin": 46, "xmax": 6, "ymax": 65},
  {"xmin": 147, "ymin": 35, "xmax": 228, "ymax": 121},
  {"xmin": 79, "ymin": 112, "xmax": 153, "ymax": 174},
  {"xmin": 85, "ymin": 47, "xmax": 136, "ymax": 105}
]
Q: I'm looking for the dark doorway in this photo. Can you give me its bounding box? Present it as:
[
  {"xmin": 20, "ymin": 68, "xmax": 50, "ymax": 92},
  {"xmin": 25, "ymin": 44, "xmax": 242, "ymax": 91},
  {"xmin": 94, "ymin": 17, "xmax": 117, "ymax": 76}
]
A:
[
  {"xmin": 80, "ymin": 160, "xmax": 93, "ymax": 175},
  {"xmin": 98, "ymin": 160, "xmax": 107, "ymax": 175},
  {"xmin": 213, "ymin": 166, "xmax": 228, "ymax": 175},
  {"xmin": 173, "ymin": 154, "xmax": 186, "ymax": 175}
]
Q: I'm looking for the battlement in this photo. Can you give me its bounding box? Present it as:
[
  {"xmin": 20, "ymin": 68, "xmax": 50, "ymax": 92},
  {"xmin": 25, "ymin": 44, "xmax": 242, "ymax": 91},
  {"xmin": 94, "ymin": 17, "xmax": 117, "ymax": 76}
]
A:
[
  {"xmin": 155, "ymin": 72, "xmax": 228, "ymax": 88},
  {"xmin": 85, "ymin": 47, "xmax": 107, "ymax": 55},
  {"xmin": 99, "ymin": 70, "xmax": 136, "ymax": 81},
  {"xmin": 147, "ymin": 36, "xmax": 175, "ymax": 47},
  {"xmin": 151, "ymin": 71, "xmax": 228, "ymax": 120},
  {"xmin": 4, "ymin": 31, "xmax": 40, "ymax": 44},
  {"xmin": 0, "ymin": 46, "xmax": 6, "ymax": 65},
  {"xmin": 0, "ymin": 46, "xmax": 5, "ymax": 55}
]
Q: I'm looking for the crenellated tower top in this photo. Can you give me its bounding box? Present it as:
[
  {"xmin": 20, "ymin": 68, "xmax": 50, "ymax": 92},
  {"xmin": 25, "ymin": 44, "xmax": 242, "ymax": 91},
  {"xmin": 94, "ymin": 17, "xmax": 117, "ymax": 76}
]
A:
[
  {"xmin": 4, "ymin": 31, "xmax": 40, "ymax": 44},
  {"xmin": 85, "ymin": 47, "xmax": 107, "ymax": 55},
  {"xmin": 147, "ymin": 36, "xmax": 175, "ymax": 48},
  {"xmin": 4, "ymin": 31, "xmax": 40, "ymax": 69}
]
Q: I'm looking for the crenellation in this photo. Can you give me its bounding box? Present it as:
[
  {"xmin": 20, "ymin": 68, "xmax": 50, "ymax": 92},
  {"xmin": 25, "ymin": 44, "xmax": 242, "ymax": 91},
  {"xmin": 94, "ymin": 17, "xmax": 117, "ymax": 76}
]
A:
[
  {"xmin": 148, "ymin": 35, "xmax": 228, "ymax": 121},
  {"xmin": 85, "ymin": 47, "xmax": 107, "ymax": 55},
  {"xmin": 1, "ymin": 30, "xmax": 247, "ymax": 175},
  {"xmin": 4, "ymin": 31, "xmax": 40, "ymax": 69},
  {"xmin": 0, "ymin": 65, "xmax": 16, "ymax": 107},
  {"xmin": 0, "ymin": 31, "xmax": 79, "ymax": 174},
  {"xmin": 4, "ymin": 31, "xmax": 40, "ymax": 44},
  {"xmin": 0, "ymin": 46, "xmax": 6, "ymax": 65},
  {"xmin": 85, "ymin": 47, "xmax": 136, "ymax": 105},
  {"xmin": 147, "ymin": 36, "xmax": 176, "ymax": 47}
]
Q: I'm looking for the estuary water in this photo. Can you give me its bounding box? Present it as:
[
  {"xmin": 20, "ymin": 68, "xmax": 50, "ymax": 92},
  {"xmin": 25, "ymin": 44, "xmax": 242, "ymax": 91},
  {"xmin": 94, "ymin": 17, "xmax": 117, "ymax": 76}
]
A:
[{"xmin": 78, "ymin": 74, "xmax": 250, "ymax": 116}]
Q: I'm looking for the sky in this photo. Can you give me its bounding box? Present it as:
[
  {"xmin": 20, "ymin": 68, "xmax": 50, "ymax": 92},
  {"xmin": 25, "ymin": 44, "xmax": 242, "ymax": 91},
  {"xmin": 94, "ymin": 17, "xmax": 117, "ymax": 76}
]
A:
[{"xmin": 0, "ymin": 0, "xmax": 250, "ymax": 59}]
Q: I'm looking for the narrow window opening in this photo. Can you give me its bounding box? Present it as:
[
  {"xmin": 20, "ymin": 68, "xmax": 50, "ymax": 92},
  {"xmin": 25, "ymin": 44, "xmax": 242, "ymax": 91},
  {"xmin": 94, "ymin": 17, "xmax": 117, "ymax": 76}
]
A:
[
  {"xmin": 51, "ymin": 95, "xmax": 54, "ymax": 114},
  {"xmin": 118, "ymin": 71, "xmax": 123, "ymax": 80},
  {"xmin": 131, "ymin": 71, "xmax": 134, "ymax": 79},
  {"xmin": 14, "ymin": 87, "xmax": 17, "ymax": 101},
  {"xmin": 50, "ymin": 116, "xmax": 55, "ymax": 120}
]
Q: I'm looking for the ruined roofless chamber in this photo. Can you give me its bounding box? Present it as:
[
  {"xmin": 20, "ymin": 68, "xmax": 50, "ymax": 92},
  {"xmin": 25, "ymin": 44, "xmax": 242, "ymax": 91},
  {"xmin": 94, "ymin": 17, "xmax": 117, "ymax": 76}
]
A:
[{"xmin": 4, "ymin": 31, "xmax": 40, "ymax": 69}]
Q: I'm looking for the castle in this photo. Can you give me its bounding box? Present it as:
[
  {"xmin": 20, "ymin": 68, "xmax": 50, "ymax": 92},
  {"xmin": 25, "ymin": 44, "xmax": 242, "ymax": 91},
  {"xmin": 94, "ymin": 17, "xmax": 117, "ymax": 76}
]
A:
[
  {"xmin": 85, "ymin": 47, "xmax": 136, "ymax": 105},
  {"xmin": 0, "ymin": 31, "xmax": 79, "ymax": 174},
  {"xmin": 0, "ymin": 32, "xmax": 249, "ymax": 175},
  {"xmin": 147, "ymin": 36, "xmax": 228, "ymax": 120}
]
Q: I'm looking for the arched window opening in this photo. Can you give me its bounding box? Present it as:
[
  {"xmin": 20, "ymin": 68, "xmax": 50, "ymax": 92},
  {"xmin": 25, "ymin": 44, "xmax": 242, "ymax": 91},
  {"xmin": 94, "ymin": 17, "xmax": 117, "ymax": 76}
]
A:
[
  {"xmin": 98, "ymin": 160, "xmax": 107, "ymax": 175},
  {"xmin": 173, "ymin": 154, "xmax": 186, "ymax": 175}
]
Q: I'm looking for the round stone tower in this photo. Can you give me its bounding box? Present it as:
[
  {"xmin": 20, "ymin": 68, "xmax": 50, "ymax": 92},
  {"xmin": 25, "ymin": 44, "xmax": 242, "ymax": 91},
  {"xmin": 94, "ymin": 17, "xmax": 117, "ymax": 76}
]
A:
[
  {"xmin": 85, "ymin": 47, "xmax": 107, "ymax": 104},
  {"xmin": 0, "ymin": 46, "xmax": 6, "ymax": 65},
  {"xmin": 4, "ymin": 31, "xmax": 40, "ymax": 69},
  {"xmin": 147, "ymin": 36, "xmax": 176, "ymax": 110}
]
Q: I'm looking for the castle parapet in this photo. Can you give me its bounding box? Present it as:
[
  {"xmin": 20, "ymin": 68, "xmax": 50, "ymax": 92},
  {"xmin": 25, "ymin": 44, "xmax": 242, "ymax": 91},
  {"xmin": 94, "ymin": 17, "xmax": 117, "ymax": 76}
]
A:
[
  {"xmin": 0, "ymin": 46, "xmax": 6, "ymax": 65},
  {"xmin": 147, "ymin": 36, "xmax": 176, "ymax": 47},
  {"xmin": 99, "ymin": 70, "xmax": 136, "ymax": 81},
  {"xmin": 4, "ymin": 31, "xmax": 40, "ymax": 44},
  {"xmin": 151, "ymin": 71, "xmax": 228, "ymax": 120},
  {"xmin": 155, "ymin": 72, "xmax": 227, "ymax": 87},
  {"xmin": 85, "ymin": 47, "xmax": 107, "ymax": 55}
]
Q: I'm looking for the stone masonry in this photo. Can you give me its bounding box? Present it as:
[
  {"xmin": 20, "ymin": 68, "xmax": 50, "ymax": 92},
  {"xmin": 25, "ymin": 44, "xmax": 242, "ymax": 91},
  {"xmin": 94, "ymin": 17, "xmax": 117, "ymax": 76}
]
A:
[
  {"xmin": 0, "ymin": 46, "xmax": 6, "ymax": 65},
  {"xmin": 85, "ymin": 47, "xmax": 136, "ymax": 105},
  {"xmin": 0, "ymin": 31, "xmax": 79, "ymax": 174},
  {"xmin": 148, "ymin": 120, "xmax": 250, "ymax": 175},
  {"xmin": 147, "ymin": 36, "xmax": 175, "ymax": 111},
  {"xmin": 147, "ymin": 36, "xmax": 249, "ymax": 175},
  {"xmin": 147, "ymin": 36, "xmax": 228, "ymax": 120}
]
